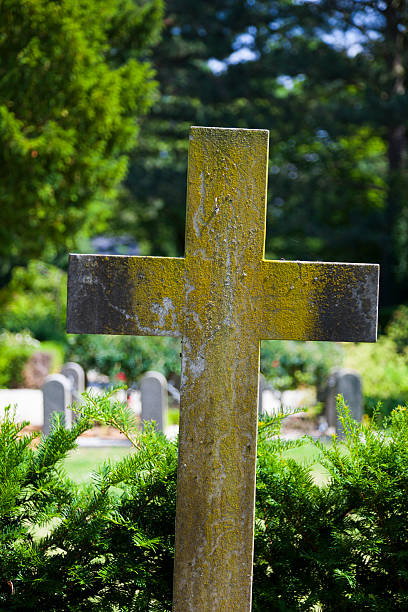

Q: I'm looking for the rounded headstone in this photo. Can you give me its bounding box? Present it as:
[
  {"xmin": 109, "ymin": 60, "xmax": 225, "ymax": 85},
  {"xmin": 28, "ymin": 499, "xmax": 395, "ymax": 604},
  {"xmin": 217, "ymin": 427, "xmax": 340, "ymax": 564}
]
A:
[
  {"xmin": 61, "ymin": 362, "xmax": 85, "ymax": 398},
  {"xmin": 141, "ymin": 371, "xmax": 167, "ymax": 432},
  {"xmin": 325, "ymin": 367, "xmax": 362, "ymax": 436},
  {"xmin": 42, "ymin": 374, "xmax": 73, "ymax": 435}
]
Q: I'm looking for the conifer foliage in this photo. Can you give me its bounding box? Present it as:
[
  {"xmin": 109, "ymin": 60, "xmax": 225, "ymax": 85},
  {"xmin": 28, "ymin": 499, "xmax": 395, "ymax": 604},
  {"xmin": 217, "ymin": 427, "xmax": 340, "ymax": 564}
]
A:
[
  {"xmin": 253, "ymin": 401, "xmax": 408, "ymax": 610},
  {"xmin": 1, "ymin": 397, "xmax": 408, "ymax": 610},
  {"xmin": 0, "ymin": 399, "xmax": 177, "ymax": 611}
]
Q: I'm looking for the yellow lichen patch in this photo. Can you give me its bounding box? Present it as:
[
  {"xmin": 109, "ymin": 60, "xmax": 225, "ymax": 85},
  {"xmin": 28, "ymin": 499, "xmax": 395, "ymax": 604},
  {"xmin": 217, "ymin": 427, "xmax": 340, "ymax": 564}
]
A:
[
  {"xmin": 259, "ymin": 260, "xmax": 378, "ymax": 342},
  {"xmin": 126, "ymin": 256, "xmax": 185, "ymax": 336},
  {"xmin": 259, "ymin": 260, "xmax": 319, "ymax": 340},
  {"xmin": 173, "ymin": 127, "xmax": 269, "ymax": 611}
]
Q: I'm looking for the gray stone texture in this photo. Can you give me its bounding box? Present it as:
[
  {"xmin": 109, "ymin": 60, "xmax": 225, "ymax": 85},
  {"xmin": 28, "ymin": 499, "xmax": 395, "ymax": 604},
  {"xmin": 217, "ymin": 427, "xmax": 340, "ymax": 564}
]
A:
[
  {"xmin": 42, "ymin": 374, "xmax": 73, "ymax": 435},
  {"xmin": 325, "ymin": 368, "xmax": 362, "ymax": 436},
  {"xmin": 61, "ymin": 362, "xmax": 85, "ymax": 402},
  {"xmin": 141, "ymin": 371, "xmax": 167, "ymax": 432}
]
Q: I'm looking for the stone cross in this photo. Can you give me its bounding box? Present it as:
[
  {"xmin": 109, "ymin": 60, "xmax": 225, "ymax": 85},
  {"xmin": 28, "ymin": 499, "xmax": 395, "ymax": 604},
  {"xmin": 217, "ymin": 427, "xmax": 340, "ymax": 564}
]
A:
[
  {"xmin": 141, "ymin": 370, "xmax": 168, "ymax": 432},
  {"xmin": 67, "ymin": 127, "xmax": 379, "ymax": 611}
]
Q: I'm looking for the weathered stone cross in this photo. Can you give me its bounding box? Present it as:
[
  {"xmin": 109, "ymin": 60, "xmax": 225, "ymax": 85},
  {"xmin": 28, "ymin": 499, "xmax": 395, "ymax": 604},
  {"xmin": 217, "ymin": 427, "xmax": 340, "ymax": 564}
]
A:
[{"xmin": 67, "ymin": 127, "xmax": 379, "ymax": 611}]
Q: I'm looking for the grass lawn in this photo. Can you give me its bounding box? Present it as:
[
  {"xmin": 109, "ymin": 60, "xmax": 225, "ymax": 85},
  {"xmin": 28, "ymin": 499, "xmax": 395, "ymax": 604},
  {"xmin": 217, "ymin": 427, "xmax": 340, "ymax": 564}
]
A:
[
  {"xmin": 283, "ymin": 442, "xmax": 330, "ymax": 485},
  {"xmin": 63, "ymin": 446, "xmax": 135, "ymax": 483},
  {"xmin": 63, "ymin": 438, "xmax": 330, "ymax": 486}
]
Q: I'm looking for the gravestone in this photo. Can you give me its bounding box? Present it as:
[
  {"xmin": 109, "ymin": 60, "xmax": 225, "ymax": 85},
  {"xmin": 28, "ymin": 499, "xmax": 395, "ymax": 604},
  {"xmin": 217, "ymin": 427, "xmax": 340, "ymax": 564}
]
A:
[
  {"xmin": 141, "ymin": 370, "xmax": 167, "ymax": 432},
  {"xmin": 325, "ymin": 367, "xmax": 363, "ymax": 436},
  {"xmin": 67, "ymin": 126, "xmax": 379, "ymax": 611},
  {"xmin": 61, "ymin": 361, "xmax": 85, "ymax": 404},
  {"xmin": 42, "ymin": 374, "xmax": 73, "ymax": 435}
]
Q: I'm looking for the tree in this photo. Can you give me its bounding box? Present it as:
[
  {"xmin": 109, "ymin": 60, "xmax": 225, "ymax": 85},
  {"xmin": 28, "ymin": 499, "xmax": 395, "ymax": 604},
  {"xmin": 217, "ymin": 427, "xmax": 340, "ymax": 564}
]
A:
[
  {"xmin": 309, "ymin": 0, "xmax": 408, "ymax": 305},
  {"xmin": 119, "ymin": 0, "xmax": 408, "ymax": 307},
  {"xmin": 0, "ymin": 0, "xmax": 163, "ymax": 288}
]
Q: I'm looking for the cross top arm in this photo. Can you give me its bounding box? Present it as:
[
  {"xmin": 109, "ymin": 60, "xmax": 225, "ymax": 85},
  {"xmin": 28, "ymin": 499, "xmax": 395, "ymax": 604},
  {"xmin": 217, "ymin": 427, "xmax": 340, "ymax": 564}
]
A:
[{"xmin": 67, "ymin": 253, "xmax": 378, "ymax": 343}]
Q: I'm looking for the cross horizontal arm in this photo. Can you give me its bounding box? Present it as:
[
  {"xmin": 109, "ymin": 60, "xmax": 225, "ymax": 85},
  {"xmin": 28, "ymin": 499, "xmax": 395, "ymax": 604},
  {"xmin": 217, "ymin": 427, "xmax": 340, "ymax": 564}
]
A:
[
  {"xmin": 258, "ymin": 260, "xmax": 379, "ymax": 342},
  {"xmin": 67, "ymin": 254, "xmax": 185, "ymax": 337}
]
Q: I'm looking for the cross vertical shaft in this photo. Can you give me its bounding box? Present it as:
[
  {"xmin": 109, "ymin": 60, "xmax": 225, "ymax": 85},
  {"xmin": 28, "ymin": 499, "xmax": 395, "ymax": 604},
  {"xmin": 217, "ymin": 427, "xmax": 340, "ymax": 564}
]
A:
[{"xmin": 173, "ymin": 128, "xmax": 269, "ymax": 611}]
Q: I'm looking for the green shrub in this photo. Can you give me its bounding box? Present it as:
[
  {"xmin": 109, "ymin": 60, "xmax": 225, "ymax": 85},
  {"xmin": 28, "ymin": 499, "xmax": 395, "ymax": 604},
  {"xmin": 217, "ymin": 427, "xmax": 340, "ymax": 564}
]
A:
[
  {"xmin": 0, "ymin": 400, "xmax": 176, "ymax": 611},
  {"xmin": 3, "ymin": 396, "xmax": 408, "ymax": 610},
  {"xmin": 253, "ymin": 399, "xmax": 408, "ymax": 610},
  {"xmin": 0, "ymin": 331, "xmax": 40, "ymax": 388},
  {"xmin": 386, "ymin": 304, "xmax": 408, "ymax": 353},
  {"xmin": 66, "ymin": 334, "xmax": 181, "ymax": 383},
  {"xmin": 345, "ymin": 335, "xmax": 408, "ymax": 417},
  {"xmin": 0, "ymin": 262, "xmax": 67, "ymax": 343},
  {"xmin": 261, "ymin": 339, "xmax": 343, "ymax": 390}
]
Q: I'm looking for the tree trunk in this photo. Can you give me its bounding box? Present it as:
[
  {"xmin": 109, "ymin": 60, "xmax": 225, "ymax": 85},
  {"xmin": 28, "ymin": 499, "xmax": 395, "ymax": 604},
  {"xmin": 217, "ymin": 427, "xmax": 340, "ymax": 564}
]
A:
[{"xmin": 382, "ymin": 1, "xmax": 406, "ymax": 307}]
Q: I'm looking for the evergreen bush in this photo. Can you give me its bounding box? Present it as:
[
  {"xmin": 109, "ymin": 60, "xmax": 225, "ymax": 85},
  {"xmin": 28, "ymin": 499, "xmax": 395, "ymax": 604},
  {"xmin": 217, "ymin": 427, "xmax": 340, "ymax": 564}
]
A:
[
  {"xmin": 2, "ymin": 395, "xmax": 408, "ymax": 610},
  {"xmin": 0, "ymin": 397, "xmax": 176, "ymax": 611},
  {"xmin": 253, "ymin": 400, "xmax": 408, "ymax": 610}
]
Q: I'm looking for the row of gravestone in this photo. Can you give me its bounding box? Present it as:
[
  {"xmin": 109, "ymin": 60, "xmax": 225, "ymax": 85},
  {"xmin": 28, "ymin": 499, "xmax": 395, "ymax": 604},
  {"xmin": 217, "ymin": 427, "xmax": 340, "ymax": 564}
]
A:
[
  {"xmin": 260, "ymin": 368, "xmax": 362, "ymax": 436},
  {"xmin": 42, "ymin": 362, "xmax": 85, "ymax": 434},
  {"xmin": 42, "ymin": 365, "xmax": 169, "ymax": 434},
  {"xmin": 42, "ymin": 363, "xmax": 362, "ymax": 436}
]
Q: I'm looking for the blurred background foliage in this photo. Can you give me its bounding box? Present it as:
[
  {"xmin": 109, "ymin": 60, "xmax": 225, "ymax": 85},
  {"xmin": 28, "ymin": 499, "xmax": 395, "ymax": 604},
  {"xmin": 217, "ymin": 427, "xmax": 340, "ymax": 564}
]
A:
[
  {"xmin": 0, "ymin": 0, "xmax": 163, "ymax": 287},
  {"xmin": 66, "ymin": 334, "xmax": 181, "ymax": 384},
  {"xmin": 1, "ymin": 0, "xmax": 408, "ymax": 412},
  {"xmin": 0, "ymin": 261, "xmax": 67, "ymax": 342},
  {"xmin": 120, "ymin": 0, "xmax": 407, "ymax": 309},
  {"xmin": 344, "ymin": 304, "xmax": 408, "ymax": 417}
]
